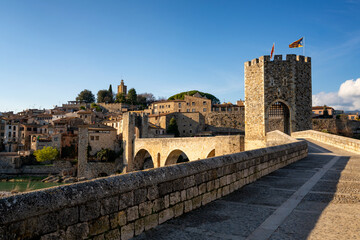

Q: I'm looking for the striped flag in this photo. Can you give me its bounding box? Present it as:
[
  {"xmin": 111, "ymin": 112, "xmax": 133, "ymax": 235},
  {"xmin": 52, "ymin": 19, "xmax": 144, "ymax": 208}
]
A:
[
  {"xmin": 270, "ymin": 43, "xmax": 275, "ymax": 59},
  {"xmin": 289, "ymin": 37, "xmax": 304, "ymax": 48}
]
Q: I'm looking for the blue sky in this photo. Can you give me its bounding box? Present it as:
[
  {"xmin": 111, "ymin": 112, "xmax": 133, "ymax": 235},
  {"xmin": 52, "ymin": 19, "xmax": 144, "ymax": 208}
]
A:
[{"xmin": 1, "ymin": 0, "xmax": 360, "ymax": 112}]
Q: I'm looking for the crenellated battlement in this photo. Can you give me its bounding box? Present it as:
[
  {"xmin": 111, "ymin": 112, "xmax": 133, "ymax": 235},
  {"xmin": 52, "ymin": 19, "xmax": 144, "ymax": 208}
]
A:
[{"xmin": 245, "ymin": 54, "xmax": 311, "ymax": 67}]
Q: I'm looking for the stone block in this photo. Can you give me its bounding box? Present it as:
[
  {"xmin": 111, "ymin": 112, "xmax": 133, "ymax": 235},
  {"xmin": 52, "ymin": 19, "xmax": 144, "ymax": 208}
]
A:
[
  {"xmin": 159, "ymin": 208, "xmax": 174, "ymax": 224},
  {"xmin": 147, "ymin": 185, "xmax": 159, "ymax": 200},
  {"xmin": 101, "ymin": 195, "xmax": 119, "ymax": 215},
  {"xmin": 226, "ymin": 175, "xmax": 232, "ymax": 185},
  {"xmin": 183, "ymin": 175, "xmax": 195, "ymax": 188},
  {"xmin": 202, "ymin": 192, "xmax": 212, "ymax": 205},
  {"xmin": 121, "ymin": 223, "xmax": 134, "ymax": 240},
  {"xmin": 118, "ymin": 210, "xmax": 127, "ymax": 226},
  {"xmin": 58, "ymin": 207, "xmax": 78, "ymax": 228},
  {"xmin": 174, "ymin": 202, "xmax": 184, "ymax": 217},
  {"xmin": 164, "ymin": 195, "xmax": 170, "ymax": 208},
  {"xmin": 172, "ymin": 178, "xmax": 184, "ymax": 191},
  {"xmin": 105, "ymin": 229, "xmax": 120, "ymax": 240},
  {"xmin": 184, "ymin": 200, "xmax": 193, "ymax": 213},
  {"xmin": 219, "ymin": 176, "xmax": 227, "ymax": 187},
  {"xmin": 36, "ymin": 212, "xmax": 58, "ymax": 236},
  {"xmin": 222, "ymin": 185, "xmax": 230, "ymax": 196},
  {"xmin": 152, "ymin": 197, "xmax": 165, "ymax": 212},
  {"xmin": 193, "ymin": 186, "xmax": 199, "ymax": 197},
  {"xmin": 127, "ymin": 206, "xmax": 139, "ymax": 222},
  {"xmin": 217, "ymin": 188, "xmax": 222, "ymax": 199},
  {"xmin": 119, "ymin": 191, "xmax": 134, "ymax": 210},
  {"xmin": 207, "ymin": 169, "xmax": 217, "ymax": 180},
  {"xmin": 181, "ymin": 190, "xmax": 187, "ymax": 201},
  {"xmin": 186, "ymin": 187, "xmax": 194, "ymax": 199},
  {"xmin": 66, "ymin": 222, "xmax": 89, "ymax": 240},
  {"xmin": 134, "ymin": 188, "xmax": 147, "ymax": 205},
  {"xmin": 134, "ymin": 218, "xmax": 145, "ymax": 236},
  {"xmin": 40, "ymin": 230, "xmax": 66, "ymax": 240},
  {"xmin": 192, "ymin": 196, "xmax": 202, "ymax": 209},
  {"xmin": 169, "ymin": 191, "xmax": 181, "ymax": 206},
  {"xmin": 110, "ymin": 210, "xmax": 127, "ymax": 228},
  {"xmin": 207, "ymin": 180, "xmax": 215, "ymax": 191},
  {"xmin": 89, "ymin": 215, "xmax": 110, "ymax": 236},
  {"xmin": 139, "ymin": 201, "xmax": 153, "ymax": 217},
  {"xmin": 144, "ymin": 214, "xmax": 158, "ymax": 231},
  {"xmin": 80, "ymin": 201, "xmax": 101, "ymax": 222},
  {"xmin": 158, "ymin": 182, "xmax": 173, "ymax": 196},
  {"xmin": 198, "ymin": 183, "xmax": 207, "ymax": 195},
  {"xmin": 214, "ymin": 179, "xmax": 220, "ymax": 189}
]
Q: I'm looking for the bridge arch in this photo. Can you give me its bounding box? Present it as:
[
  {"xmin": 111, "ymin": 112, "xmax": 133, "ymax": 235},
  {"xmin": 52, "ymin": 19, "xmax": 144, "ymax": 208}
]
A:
[
  {"xmin": 206, "ymin": 149, "xmax": 215, "ymax": 158},
  {"xmin": 165, "ymin": 149, "xmax": 189, "ymax": 166},
  {"xmin": 133, "ymin": 149, "xmax": 154, "ymax": 171}
]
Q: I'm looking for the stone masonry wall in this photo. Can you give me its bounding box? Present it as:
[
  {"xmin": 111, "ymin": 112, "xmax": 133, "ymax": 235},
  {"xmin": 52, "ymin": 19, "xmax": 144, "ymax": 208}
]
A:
[
  {"xmin": 0, "ymin": 141, "xmax": 307, "ymax": 240},
  {"xmin": 204, "ymin": 111, "xmax": 245, "ymax": 133}
]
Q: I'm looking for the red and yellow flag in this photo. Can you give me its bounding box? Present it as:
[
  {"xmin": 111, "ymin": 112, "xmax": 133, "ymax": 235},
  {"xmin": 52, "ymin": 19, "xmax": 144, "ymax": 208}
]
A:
[
  {"xmin": 289, "ymin": 37, "xmax": 303, "ymax": 48},
  {"xmin": 270, "ymin": 43, "xmax": 275, "ymax": 59}
]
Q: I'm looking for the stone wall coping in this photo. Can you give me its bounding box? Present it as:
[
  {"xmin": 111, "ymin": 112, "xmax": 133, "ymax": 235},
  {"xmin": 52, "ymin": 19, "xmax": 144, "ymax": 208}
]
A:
[
  {"xmin": 245, "ymin": 55, "xmax": 311, "ymax": 67},
  {"xmin": 0, "ymin": 140, "xmax": 306, "ymax": 225},
  {"xmin": 267, "ymin": 130, "xmax": 299, "ymax": 143},
  {"xmin": 137, "ymin": 135, "xmax": 243, "ymax": 142}
]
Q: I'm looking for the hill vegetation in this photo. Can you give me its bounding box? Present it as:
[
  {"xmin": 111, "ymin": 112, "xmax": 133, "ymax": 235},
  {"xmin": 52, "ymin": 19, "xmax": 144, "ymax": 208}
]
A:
[{"xmin": 168, "ymin": 90, "xmax": 220, "ymax": 104}]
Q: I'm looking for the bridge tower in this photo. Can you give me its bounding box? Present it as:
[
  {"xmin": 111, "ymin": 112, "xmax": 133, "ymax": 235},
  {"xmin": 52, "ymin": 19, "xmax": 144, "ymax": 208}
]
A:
[
  {"xmin": 244, "ymin": 55, "xmax": 312, "ymax": 150},
  {"xmin": 122, "ymin": 112, "xmax": 149, "ymax": 172}
]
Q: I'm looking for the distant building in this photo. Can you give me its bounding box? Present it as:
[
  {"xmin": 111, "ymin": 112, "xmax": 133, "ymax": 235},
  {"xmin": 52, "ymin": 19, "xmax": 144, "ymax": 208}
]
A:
[
  {"xmin": 148, "ymin": 93, "xmax": 211, "ymax": 115},
  {"xmin": 117, "ymin": 79, "xmax": 127, "ymax": 95},
  {"xmin": 348, "ymin": 113, "xmax": 359, "ymax": 120},
  {"xmin": 312, "ymin": 106, "xmax": 335, "ymax": 116}
]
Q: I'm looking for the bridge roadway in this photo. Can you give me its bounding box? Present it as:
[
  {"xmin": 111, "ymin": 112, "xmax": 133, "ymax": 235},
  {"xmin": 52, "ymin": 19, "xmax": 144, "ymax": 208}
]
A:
[{"xmin": 134, "ymin": 138, "xmax": 360, "ymax": 240}]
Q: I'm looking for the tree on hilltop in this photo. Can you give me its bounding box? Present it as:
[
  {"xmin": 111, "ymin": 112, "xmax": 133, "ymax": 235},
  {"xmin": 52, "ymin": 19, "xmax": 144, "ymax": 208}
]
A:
[
  {"xmin": 168, "ymin": 90, "xmax": 220, "ymax": 104},
  {"xmin": 127, "ymin": 88, "xmax": 138, "ymax": 105},
  {"xmin": 115, "ymin": 92, "xmax": 127, "ymax": 103},
  {"xmin": 76, "ymin": 89, "xmax": 95, "ymax": 103},
  {"xmin": 97, "ymin": 90, "xmax": 114, "ymax": 103}
]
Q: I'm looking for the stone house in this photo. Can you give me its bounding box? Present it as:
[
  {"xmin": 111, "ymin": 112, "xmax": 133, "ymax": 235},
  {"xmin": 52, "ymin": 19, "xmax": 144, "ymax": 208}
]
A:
[
  {"xmin": 312, "ymin": 106, "xmax": 335, "ymax": 116},
  {"xmin": 148, "ymin": 112, "xmax": 205, "ymax": 137},
  {"xmin": 77, "ymin": 110, "xmax": 95, "ymax": 124},
  {"xmin": 347, "ymin": 113, "xmax": 359, "ymax": 120},
  {"xmin": 87, "ymin": 124, "xmax": 119, "ymax": 156},
  {"xmin": 147, "ymin": 93, "xmax": 211, "ymax": 115},
  {"xmin": 212, "ymin": 102, "xmax": 244, "ymax": 113}
]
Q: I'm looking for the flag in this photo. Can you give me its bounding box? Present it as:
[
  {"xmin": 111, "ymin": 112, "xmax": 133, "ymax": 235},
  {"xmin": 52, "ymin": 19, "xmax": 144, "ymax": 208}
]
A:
[
  {"xmin": 270, "ymin": 43, "xmax": 275, "ymax": 59},
  {"xmin": 289, "ymin": 37, "xmax": 303, "ymax": 48}
]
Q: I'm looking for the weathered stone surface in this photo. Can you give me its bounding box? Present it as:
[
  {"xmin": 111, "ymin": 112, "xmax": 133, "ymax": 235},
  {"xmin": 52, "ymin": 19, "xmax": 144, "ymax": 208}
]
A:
[
  {"xmin": 101, "ymin": 195, "xmax": 119, "ymax": 215},
  {"xmin": 105, "ymin": 228, "xmax": 120, "ymax": 240},
  {"xmin": 119, "ymin": 191, "xmax": 134, "ymax": 210},
  {"xmin": 127, "ymin": 206, "xmax": 139, "ymax": 222},
  {"xmin": 58, "ymin": 207, "xmax": 78, "ymax": 228},
  {"xmin": 184, "ymin": 200, "xmax": 193, "ymax": 213},
  {"xmin": 134, "ymin": 188, "xmax": 147, "ymax": 205},
  {"xmin": 139, "ymin": 201, "xmax": 153, "ymax": 217},
  {"xmin": 144, "ymin": 214, "xmax": 158, "ymax": 231},
  {"xmin": 134, "ymin": 218, "xmax": 145, "ymax": 236},
  {"xmin": 66, "ymin": 222, "xmax": 89, "ymax": 240},
  {"xmin": 147, "ymin": 185, "xmax": 159, "ymax": 200},
  {"xmin": 80, "ymin": 201, "xmax": 101, "ymax": 222},
  {"xmin": 89, "ymin": 215, "xmax": 110, "ymax": 236},
  {"xmin": 159, "ymin": 208, "xmax": 174, "ymax": 224},
  {"xmin": 152, "ymin": 197, "xmax": 165, "ymax": 213},
  {"xmin": 93, "ymin": 234, "xmax": 105, "ymax": 240},
  {"xmin": 174, "ymin": 202, "xmax": 184, "ymax": 217},
  {"xmin": 40, "ymin": 230, "xmax": 66, "ymax": 240},
  {"xmin": 121, "ymin": 223, "xmax": 134, "ymax": 240},
  {"xmin": 169, "ymin": 191, "xmax": 181, "ymax": 206}
]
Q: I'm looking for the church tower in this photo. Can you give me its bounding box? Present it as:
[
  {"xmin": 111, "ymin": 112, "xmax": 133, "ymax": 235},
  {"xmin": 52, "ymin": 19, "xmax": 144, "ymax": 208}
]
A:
[{"xmin": 117, "ymin": 79, "xmax": 127, "ymax": 95}]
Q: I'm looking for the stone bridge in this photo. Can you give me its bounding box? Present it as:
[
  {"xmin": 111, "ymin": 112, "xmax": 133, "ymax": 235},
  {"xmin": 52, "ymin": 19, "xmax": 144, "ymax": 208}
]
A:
[{"xmin": 130, "ymin": 135, "xmax": 244, "ymax": 171}]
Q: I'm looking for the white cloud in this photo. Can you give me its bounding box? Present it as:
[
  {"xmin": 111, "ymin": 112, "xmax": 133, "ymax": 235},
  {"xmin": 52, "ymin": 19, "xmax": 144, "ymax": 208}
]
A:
[{"xmin": 312, "ymin": 78, "xmax": 360, "ymax": 111}]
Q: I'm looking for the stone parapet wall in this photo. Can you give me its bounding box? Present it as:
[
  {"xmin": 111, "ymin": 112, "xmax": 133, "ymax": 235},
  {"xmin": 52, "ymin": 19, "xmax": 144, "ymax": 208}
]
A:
[
  {"xmin": 204, "ymin": 112, "xmax": 245, "ymax": 133},
  {"xmin": 0, "ymin": 141, "xmax": 307, "ymax": 240},
  {"xmin": 266, "ymin": 130, "xmax": 298, "ymax": 147},
  {"xmin": 292, "ymin": 130, "xmax": 360, "ymax": 153}
]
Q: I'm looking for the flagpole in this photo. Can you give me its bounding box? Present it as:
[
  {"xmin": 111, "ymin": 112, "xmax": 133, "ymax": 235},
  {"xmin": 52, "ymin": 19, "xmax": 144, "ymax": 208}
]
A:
[{"xmin": 303, "ymin": 36, "xmax": 305, "ymax": 56}]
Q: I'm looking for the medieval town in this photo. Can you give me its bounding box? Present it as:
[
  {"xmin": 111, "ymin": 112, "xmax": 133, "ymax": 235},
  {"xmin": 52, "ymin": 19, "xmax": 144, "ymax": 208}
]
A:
[{"xmin": 1, "ymin": 1, "xmax": 360, "ymax": 240}]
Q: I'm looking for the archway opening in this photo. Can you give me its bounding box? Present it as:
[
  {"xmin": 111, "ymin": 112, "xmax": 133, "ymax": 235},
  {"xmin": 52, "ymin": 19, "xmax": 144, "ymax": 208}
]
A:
[
  {"xmin": 207, "ymin": 149, "xmax": 215, "ymax": 158},
  {"xmin": 267, "ymin": 101, "xmax": 290, "ymax": 134},
  {"xmin": 165, "ymin": 150, "xmax": 189, "ymax": 166},
  {"xmin": 133, "ymin": 149, "xmax": 154, "ymax": 171}
]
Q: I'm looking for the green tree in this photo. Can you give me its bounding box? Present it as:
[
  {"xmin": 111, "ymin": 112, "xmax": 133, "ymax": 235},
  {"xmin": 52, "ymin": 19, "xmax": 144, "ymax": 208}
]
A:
[
  {"xmin": 79, "ymin": 106, "xmax": 86, "ymax": 110},
  {"xmin": 115, "ymin": 92, "xmax": 127, "ymax": 103},
  {"xmin": 97, "ymin": 90, "xmax": 114, "ymax": 103},
  {"xmin": 168, "ymin": 90, "xmax": 220, "ymax": 104},
  {"xmin": 76, "ymin": 89, "xmax": 95, "ymax": 103},
  {"xmin": 108, "ymin": 84, "xmax": 114, "ymax": 102},
  {"xmin": 90, "ymin": 103, "xmax": 97, "ymax": 109},
  {"xmin": 127, "ymin": 88, "xmax": 138, "ymax": 105},
  {"xmin": 137, "ymin": 93, "xmax": 155, "ymax": 109},
  {"xmin": 96, "ymin": 148, "xmax": 118, "ymax": 162},
  {"xmin": 34, "ymin": 147, "xmax": 58, "ymax": 162},
  {"xmin": 167, "ymin": 117, "xmax": 180, "ymax": 137}
]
